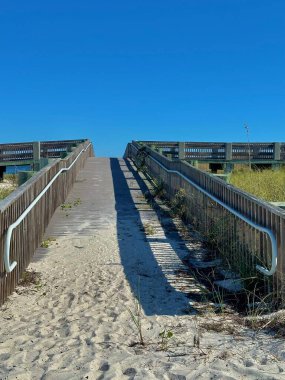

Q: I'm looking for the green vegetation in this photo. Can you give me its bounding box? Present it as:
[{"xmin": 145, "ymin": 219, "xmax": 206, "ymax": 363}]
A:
[
  {"xmin": 127, "ymin": 278, "xmax": 145, "ymax": 346},
  {"xmin": 0, "ymin": 187, "xmax": 14, "ymax": 200},
  {"xmin": 143, "ymin": 222, "xmax": 155, "ymax": 236},
  {"xmin": 19, "ymin": 270, "xmax": 42, "ymax": 290},
  {"xmin": 0, "ymin": 176, "xmax": 17, "ymax": 200},
  {"xmin": 61, "ymin": 198, "xmax": 82, "ymax": 216},
  {"xmin": 230, "ymin": 167, "xmax": 285, "ymax": 202},
  {"xmin": 159, "ymin": 329, "xmax": 174, "ymax": 351},
  {"xmin": 41, "ymin": 237, "xmax": 56, "ymax": 248},
  {"xmin": 60, "ymin": 198, "xmax": 82, "ymax": 210},
  {"xmin": 170, "ymin": 188, "xmax": 187, "ymax": 218}
]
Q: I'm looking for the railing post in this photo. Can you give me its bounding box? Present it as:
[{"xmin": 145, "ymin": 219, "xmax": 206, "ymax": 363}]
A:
[
  {"xmin": 225, "ymin": 143, "xmax": 232, "ymax": 161},
  {"xmin": 178, "ymin": 142, "xmax": 186, "ymax": 160},
  {"xmin": 225, "ymin": 143, "xmax": 233, "ymax": 173},
  {"xmin": 274, "ymin": 143, "xmax": 281, "ymax": 161},
  {"xmin": 33, "ymin": 141, "xmax": 41, "ymax": 171}
]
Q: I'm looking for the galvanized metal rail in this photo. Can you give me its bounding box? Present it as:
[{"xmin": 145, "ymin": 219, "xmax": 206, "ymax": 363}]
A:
[
  {"xmin": 130, "ymin": 142, "xmax": 279, "ymax": 276},
  {"xmin": 4, "ymin": 143, "xmax": 92, "ymax": 273},
  {"xmin": 148, "ymin": 155, "xmax": 278, "ymax": 276}
]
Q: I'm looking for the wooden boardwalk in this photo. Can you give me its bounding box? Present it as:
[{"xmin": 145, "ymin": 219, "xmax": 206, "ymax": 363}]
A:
[
  {"xmin": 2, "ymin": 157, "xmax": 285, "ymax": 379},
  {"xmin": 34, "ymin": 157, "xmax": 198, "ymax": 316}
]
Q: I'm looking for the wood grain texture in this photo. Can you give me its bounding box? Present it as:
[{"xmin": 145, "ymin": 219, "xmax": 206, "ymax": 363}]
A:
[
  {"xmin": 128, "ymin": 142, "xmax": 285, "ymax": 303},
  {"xmin": 0, "ymin": 140, "xmax": 94, "ymax": 305}
]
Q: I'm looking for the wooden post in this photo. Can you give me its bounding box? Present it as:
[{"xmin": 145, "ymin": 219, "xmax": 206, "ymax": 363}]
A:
[
  {"xmin": 225, "ymin": 143, "xmax": 232, "ymax": 161},
  {"xmin": 274, "ymin": 143, "xmax": 281, "ymax": 161},
  {"xmin": 33, "ymin": 141, "xmax": 41, "ymax": 171},
  {"xmin": 224, "ymin": 163, "xmax": 234, "ymax": 174},
  {"xmin": 178, "ymin": 142, "xmax": 186, "ymax": 160},
  {"xmin": 33, "ymin": 141, "xmax": 41, "ymax": 161}
]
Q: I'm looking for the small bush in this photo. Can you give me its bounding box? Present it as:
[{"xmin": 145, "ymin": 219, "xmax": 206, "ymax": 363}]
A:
[{"xmin": 170, "ymin": 188, "xmax": 187, "ymax": 218}]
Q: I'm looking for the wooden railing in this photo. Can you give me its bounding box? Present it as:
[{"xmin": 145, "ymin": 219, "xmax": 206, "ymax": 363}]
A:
[
  {"xmin": 0, "ymin": 140, "xmax": 94, "ymax": 305},
  {"xmin": 0, "ymin": 139, "xmax": 86, "ymax": 162},
  {"xmin": 126, "ymin": 142, "xmax": 285, "ymax": 304},
  {"xmin": 139, "ymin": 141, "xmax": 285, "ymax": 162}
]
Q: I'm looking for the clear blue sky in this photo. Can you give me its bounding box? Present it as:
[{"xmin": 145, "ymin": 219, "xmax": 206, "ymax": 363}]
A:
[{"xmin": 0, "ymin": 0, "xmax": 284, "ymax": 157}]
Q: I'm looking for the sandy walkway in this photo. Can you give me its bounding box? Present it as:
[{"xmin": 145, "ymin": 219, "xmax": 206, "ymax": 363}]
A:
[{"xmin": 0, "ymin": 158, "xmax": 285, "ymax": 380}]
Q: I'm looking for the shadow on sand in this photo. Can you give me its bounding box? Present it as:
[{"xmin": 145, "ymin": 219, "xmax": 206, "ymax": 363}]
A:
[{"xmin": 110, "ymin": 157, "xmax": 201, "ymax": 316}]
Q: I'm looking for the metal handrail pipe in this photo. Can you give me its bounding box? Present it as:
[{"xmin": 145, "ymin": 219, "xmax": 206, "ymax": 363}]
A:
[
  {"xmin": 4, "ymin": 143, "xmax": 92, "ymax": 273},
  {"xmin": 140, "ymin": 150, "xmax": 277, "ymax": 276}
]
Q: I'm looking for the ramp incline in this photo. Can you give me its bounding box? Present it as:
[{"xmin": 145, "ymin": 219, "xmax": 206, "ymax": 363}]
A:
[{"xmin": 0, "ymin": 157, "xmax": 284, "ymax": 379}]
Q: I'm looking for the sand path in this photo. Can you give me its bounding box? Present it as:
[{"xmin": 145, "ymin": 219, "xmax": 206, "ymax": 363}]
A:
[{"xmin": 0, "ymin": 157, "xmax": 285, "ymax": 380}]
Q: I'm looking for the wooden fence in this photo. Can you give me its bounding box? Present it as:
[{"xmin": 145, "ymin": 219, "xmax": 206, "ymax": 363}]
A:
[
  {"xmin": 0, "ymin": 139, "xmax": 86, "ymax": 162},
  {"xmin": 140, "ymin": 141, "xmax": 285, "ymax": 162},
  {"xmin": 0, "ymin": 140, "xmax": 94, "ymax": 305},
  {"xmin": 126, "ymin": 141, "xmax": 285, "ymax": 304}
]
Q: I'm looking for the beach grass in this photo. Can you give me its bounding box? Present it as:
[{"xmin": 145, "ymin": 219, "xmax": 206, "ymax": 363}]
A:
[
  {"xmin": 0, "ymin": 176, "xmax": 18, "ymax": 200},
  {"xmin": 229, "ymin": 167, "xmax": 285, "ymax": 202},
  {"xmin": 0, "ymin": 187, "xmax": 15, "ymax": 200}
]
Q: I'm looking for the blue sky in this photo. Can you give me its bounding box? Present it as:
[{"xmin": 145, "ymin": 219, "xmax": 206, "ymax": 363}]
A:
[{"xmin": 0, "ymin": 0, "xmax": 284, "ymax": 156}]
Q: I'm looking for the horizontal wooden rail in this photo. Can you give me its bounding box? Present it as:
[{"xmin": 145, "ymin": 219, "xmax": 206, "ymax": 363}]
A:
[
  {"xmin": 138, "ymin": 141, "xmax": 285, "ymax": 162},
  {"xmin": 0, "ymin": 139, "xmax": 86, "ymax": 163},
  {"xmin": 0, "ymin": 140, "xmax": 94, "ymax": 305}
]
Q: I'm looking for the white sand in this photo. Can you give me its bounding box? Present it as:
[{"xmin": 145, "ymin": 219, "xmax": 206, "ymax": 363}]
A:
[{"xmin": 0, "ymin": 158, "xmax": 285, "ymax": 380}]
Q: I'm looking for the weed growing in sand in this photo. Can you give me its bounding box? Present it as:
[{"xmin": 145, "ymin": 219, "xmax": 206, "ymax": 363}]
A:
[
  {"xmin": 0, "ymin": 176, "xmax": 17, "ymax": 200},
  {"xmin": 73, "ymin": 198, "xmax": 82, "ymax": 207},
  {"xmin": 61, "ymin": 198, "xmax": 82, "ymax": 216},
  {"xmin": 159, "ymin": 329, "xmax": 174, "ymax": 351},
  {"xmin": 19, "ymin": 270, "xmax": 41, "ymax": 288},
  {"xmin": 61, "ymin": 198, "xmax": 82, "ymax": 210},
  {"xmin": 152, "ymin": 178, "xmax": 165, "ymax": 199},
  {"xmin": 61, "ymin": 202, "xmax": 71, "ymax": 210},
  {"xmin": 0, "ymin": 188, "xmax": 14, "ymax": 200},
  {"xmin": 41, "ymin": 237, "xmax": 56, "ymax": 248},
  {"xmin": 127, "ymin": 278, "xmax": 145, "ymax": 346},
  {"xmin": 192, "ymin": 317, "xmax": 207, "ymax": 355},
  {"xmin": 170, "ymin": 188, "xmax": 187, "ymax": 219},
  {"xmin": 144, "ymin": 223, "xmax": 155, "ymax": 236},
  {"xmin": 134, "ymin": 147, "xmax": 148, "ymax": 173}
]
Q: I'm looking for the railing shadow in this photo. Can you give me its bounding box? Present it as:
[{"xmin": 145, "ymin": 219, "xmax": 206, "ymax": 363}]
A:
[{"xmin": 110, "ymin": 157, "xmax": 202, "ymax": 316}]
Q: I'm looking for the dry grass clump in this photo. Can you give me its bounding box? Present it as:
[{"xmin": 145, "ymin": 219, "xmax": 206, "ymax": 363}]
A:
[
  {"xmin": 198, "ymin": 318, "xmax": 240, "ymax": 335},
  {"xmin": 230, "ymin": 167, "xmax": 285, "ymax": 202},
  {"xmin": 244, "ymin": 310, "xmax": 285, "ymax": 337},
  {"xmin": 18, "ymin": 270, "xmax": 41, "ymax": 287},
  {"xmin": 0, "ymin": 187, "xmax": 14, "ymax": 200},
  {"xmin": 0, "ymin": 178, "xmax": 17, "ymax": 200},
  {"xmin": 143, "ymin": 223, "xmax": 155, "ymax": 236}
]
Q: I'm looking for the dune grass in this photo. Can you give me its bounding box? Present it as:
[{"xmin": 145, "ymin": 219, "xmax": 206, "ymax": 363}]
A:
[
  {"xmin": 0, "ymin": 175, "xmax": 17, "ymax": 200},
  {"xmin": 230, "ymin": 167, "xmax": 285, "ymax": 202},
  {"xmin": 0, "ymin": 187, "xmax": 15, "ymax": 200}
]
